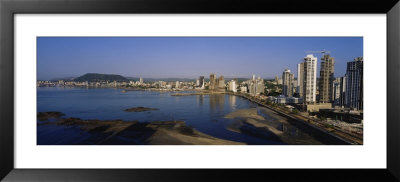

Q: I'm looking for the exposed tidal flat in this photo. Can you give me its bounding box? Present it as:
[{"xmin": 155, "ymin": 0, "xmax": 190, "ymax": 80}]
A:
[
  {"xmin": 38, "ymin": 114, "xmax": 242, "ymax": 145},
  {"xmin": 37, "ymin": 87, "xmax": 338, "ymax": 145}
]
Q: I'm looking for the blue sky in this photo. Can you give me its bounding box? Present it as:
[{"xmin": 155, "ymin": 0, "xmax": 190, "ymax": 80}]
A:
[{"xmin": 37, "ymin": 37, "xmax": 363, "ymax": 80}]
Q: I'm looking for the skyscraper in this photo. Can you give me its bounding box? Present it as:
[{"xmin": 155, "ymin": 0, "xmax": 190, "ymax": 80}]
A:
[
  {"xmin": 297, "ymin": 62, "xmax": 304, "ymax": 98},
  {"xmin": 139, "ymin": 77, "xmax": 143, "ymax": 84},
  {"xmin": 282, "ymin": 69, "xmax": 294, "ymax": 97},
  {"xmin": 249, "ymin": 81, "xmax": 256, "ymax": 96},
  {"xmin": 248, "ymin": 75, "xmax": 264, "ymax": 96},
  {"xmin": 209, "ymin": 73, "xmax": 216, "ymax": 90},
  {"xmin": 332, "ymin": 76, "xmax": 347, "ymax": 107},
  {"xmin": 332, "ymin": 77, "xmax": 341, "ymax": 106},
  {"xmin": 345, "ymin": 57, "xmax": 363, "ymax": 110},
  {"xmin": 218, "ymin": 76, "xmax": 225, "ymax": 89},
  {"xmin": 256, "ymin": 77, "xmax": 265, "ymax": 94},
  {"xmin": 199, "ymin": 76, "xmax": 204, "ymax": 87},
  {"xmin": 302, "ymin": 54, "xmax": 317, "ymax": 103},
  {"xmin": 319, "ymin": 54, "xmax": 335, "ymax": 103}
]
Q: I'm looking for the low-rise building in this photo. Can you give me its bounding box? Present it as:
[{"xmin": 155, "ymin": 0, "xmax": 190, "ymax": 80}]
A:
[
  {"xmin": 305, "ymin": 103, "xmax": 332, "ymax": 112},
  {"xmin": 240, "ymin": 86, "xmax": 247, "ymax": 93},
  {"xmin": 274, "ymin": 96, "xmax": 303, "ymax": 104}
]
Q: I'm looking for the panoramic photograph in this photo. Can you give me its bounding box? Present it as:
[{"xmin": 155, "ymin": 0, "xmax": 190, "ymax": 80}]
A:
[{"xmin": 37, "ymin": 37, "xmax": 363, "ymax": 145}]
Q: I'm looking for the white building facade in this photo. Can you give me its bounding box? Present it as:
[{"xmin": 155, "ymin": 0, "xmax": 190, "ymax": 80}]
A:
[
  {"xmin": 282, "ymin": 69, "xmax": 294, "ymax": 97},
  {"xmin": 302, "ymin": 54, "xmax": 317, "ymax": 103},
  {"xmin": 228, "ymin": 80, "xmax": 237, "ymax": 92}
]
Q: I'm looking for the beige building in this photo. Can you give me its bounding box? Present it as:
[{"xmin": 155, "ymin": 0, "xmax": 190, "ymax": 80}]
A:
[
  {"xmin": 240, "ymin": 86, "xmax": 247, "ymax": 93},
  {"xmin": 319, "ymin": 54, "xmax": 335, "ymax": 103},
  {"xmin": 218, "ymin": 76, "xmax": 225, "ymax": 89},
  {"xmin": 297, "ymin": 62, "xmax": 304, "ymax": 98},
  {"xmin": 306, "ymin": 103, "xmax": 332, "ymax": 112},
  {"xmin": 209, "ymin": 73, "xmax": 216, "ymax": 90}
]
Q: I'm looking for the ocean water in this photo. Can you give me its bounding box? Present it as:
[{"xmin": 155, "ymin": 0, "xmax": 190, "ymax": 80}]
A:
[{"xmin": 37, "ymin": 87, "xmax": 328, "ymax": 145}]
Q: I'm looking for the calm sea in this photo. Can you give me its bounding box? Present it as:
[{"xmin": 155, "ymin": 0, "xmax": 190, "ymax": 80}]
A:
[{"xmin": 37, "ymin": 87, "xmax": 330, "ymax": 145}]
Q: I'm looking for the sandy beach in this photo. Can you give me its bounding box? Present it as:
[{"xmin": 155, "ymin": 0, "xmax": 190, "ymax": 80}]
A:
[{"xmin": 38, "ymin": 112, "xmax": 244, "ymax": 145}]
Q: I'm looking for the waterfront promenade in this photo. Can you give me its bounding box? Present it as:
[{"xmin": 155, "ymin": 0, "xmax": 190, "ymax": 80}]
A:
[{"xmin": 228, "ymin": 92, "xmax": 362, "ymax": 145}]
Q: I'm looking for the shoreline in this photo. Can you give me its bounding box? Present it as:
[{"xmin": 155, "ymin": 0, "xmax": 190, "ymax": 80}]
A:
[
  {"xmin": 38, "ymin": 85, "xmax": 201, "ymax": 93},
  {"xmin": 37, "ymin": 87, "xmax": 361, "ymax": 144},
  {"xmin": 159, "ymin": 89, "xmax": 362, "ymax": 144},
  {"xmin": 224, "ymin": 108, "xmax": 324, "ymax": 144},
  {"xmin": 226, "ymin": 92, "xmax": 361, "ymax": 144},
  {"xmin": 38, "ymin": 112, "xmax": 244, "ymax": 145}
]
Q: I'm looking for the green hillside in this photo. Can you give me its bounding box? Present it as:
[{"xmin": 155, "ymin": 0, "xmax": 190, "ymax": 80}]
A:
[{"xmin": 73, "ymin": 73, "xmax": 128, "ymax": 82}]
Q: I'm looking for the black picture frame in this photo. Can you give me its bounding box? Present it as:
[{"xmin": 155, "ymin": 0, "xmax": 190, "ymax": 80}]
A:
[{"xmin": 1, "ymin": 0, "xmax": 399, "ymax": 181}]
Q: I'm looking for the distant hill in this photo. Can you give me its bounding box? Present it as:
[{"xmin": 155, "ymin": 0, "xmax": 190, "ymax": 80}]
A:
[{"xmin": 73, "ymin": 73, "xmax": 128, "ymax": 82}]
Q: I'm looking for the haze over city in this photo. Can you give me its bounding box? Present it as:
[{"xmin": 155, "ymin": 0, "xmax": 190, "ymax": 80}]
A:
[{"xmin": 37, "ymin": 37, "xmax": 363, "ymax": 80}]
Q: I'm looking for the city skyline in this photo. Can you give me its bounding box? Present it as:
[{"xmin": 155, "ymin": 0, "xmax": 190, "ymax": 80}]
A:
[
  {"xmin": 37, "ymin": 37, "xmax": 363, "ymax": 80},
  {"xmin": 37, "ymin": 37, "xmax": 364, "ymax": 145}
]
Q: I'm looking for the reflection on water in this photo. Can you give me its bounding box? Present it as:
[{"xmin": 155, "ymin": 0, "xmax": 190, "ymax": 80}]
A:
[
  {"xmin": 255, "ymin": 107, "xmax": 326, "ymax": 144},
  {"xmin": 196, "ymin": 95, "xmax": 204, "ymax": 106},
  {"xmin": 37, "ymin": 87, "xmax": 334, "ymax": 145},
  {"xmin": 277, "ymin": 123, "xmax": 300, "ymax": 137},
  {"xmin": 229, "ymin": 95, "xmax": 236, "ymax": 109},
  {"xmin": 209, "ymin": 94, "xmax": 225, "ymax": 113}
]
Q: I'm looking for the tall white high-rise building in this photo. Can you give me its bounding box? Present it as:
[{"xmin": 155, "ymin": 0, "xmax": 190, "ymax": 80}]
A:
[
  {"xmin": 139, "ymin": 77, "xmax": 143, "ymax": 84},
  {"xmin": 302, "ymin": 54, "xmax": 317, "ymax": 103}
]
